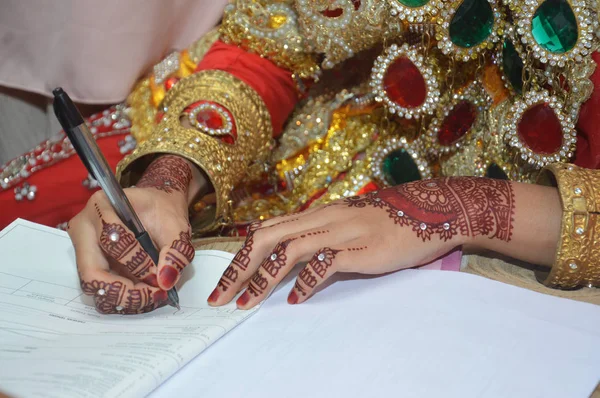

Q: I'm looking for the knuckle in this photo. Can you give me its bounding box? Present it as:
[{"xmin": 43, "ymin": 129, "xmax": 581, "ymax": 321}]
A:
[{"xmin": 89, "ymin": 190, "xmax": 109, "ymax": 204}]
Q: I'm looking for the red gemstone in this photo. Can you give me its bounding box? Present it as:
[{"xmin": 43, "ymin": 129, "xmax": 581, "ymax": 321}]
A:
[
  {"xmin": 438, "ymin": 101, "xmax": 477, "ymax": 146},
  {"xmin": 517, "ymin": 103, "xmax": 563, "ymax": 154},
  {"xmin": 196, "ymin": 109, "xmax": 224, "ymax": 130},
  {"xmin": 321, "ymin": 0, "xmax": 360, "ymax": 17},
  {"xmin": 164, "ymin": 77, "xmax": 180, "ymax": 91},
  {"xmin": 383, "ymin": 57, "xmax": 427, "ymax": 109}
]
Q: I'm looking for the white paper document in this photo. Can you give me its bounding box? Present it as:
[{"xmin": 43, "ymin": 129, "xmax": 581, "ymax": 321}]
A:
[
  {"xmin": 0, "ymin": 219, "xmax": 258, "ymax": 398},
  {"xmin": 154, "ymin": 263, "xmax": 600, "ymax": 397},
  {"xmin": 1, "ymin": 219, "xmax": 600, "ymax": 398}
]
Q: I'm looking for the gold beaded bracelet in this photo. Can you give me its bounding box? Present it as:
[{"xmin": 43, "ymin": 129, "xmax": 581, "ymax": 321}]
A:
[{"xmin": 536, "ymin": 163, "xmax": 600, "ymax": 289}]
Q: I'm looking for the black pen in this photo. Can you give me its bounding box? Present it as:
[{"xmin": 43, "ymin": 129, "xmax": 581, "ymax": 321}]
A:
[{"xmin": 52, "ymin": 87, "xmax": 180, "ymax": 310}]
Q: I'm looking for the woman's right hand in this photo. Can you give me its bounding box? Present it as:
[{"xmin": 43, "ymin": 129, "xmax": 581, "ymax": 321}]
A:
[{"xmin": 68, "ymin": 155, "xmax": 199, "ymax": 314}]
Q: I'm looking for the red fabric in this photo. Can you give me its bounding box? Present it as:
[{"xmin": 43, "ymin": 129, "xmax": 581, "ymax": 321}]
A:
[
  {"xmin": 195, "ymin": 41, "xmax": 299, "ymax": 136},
  {"xmin": 0, "ymin": 134, "xmax": 125, "ymax": 229},
  {"xmin": 574, "ymin": 52, "xmax": 600, "ymax": 169}
]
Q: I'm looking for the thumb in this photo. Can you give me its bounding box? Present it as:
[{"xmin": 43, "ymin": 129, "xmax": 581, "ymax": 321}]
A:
[{"xmin": 156, "ymin": 228, "xmax": 195, "ymax": 290}]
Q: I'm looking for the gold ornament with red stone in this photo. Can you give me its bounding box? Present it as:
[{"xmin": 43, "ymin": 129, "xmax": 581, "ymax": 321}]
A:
[
  {"xmin": 370, "ymin": 43, "xmax": 441, "ymax": 119},
  {"xmin": 503, "ymin": 90, "xmax": 577, "ymax": 169},
  {"xmin": 422, "ymin": 81, "xmax": 492, "ymax": 156}
]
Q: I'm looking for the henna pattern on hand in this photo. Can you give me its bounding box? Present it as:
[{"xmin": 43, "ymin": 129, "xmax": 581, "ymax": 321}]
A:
[
  {"xmin": 345, "ymin": 178, "xmax": 515, "ymax": 242},
  {"xmin": 247, "ymin": 271, "xmax": 270, "ymax": 297},
  {"xmin": 99, "ymin": 220, "xmax": 155, "ymax": 280},
  {"xmin": 309, "ymin": 248, "xmax": 341, "ymax": 278},
  {"xmin": 164, "ymin": 231, "xmax": 195, "ymax": 272},
  {"xmin": 137, "ymin": 156, "xmax": 192, "ymax": 194},
  {"xmin": 347, "ymin": 246, "xmax": 367, "ymax": 252},
  {"xmin": 80, "ymin": 279, "xmax": 108, "ymax": 296},
  {"xmin": 262, "ymin": 240, "xmax": 293, "ymax": 278},
  {"xmin": 94, "ymin": 203, "xmax": 103, "ymax": 219},
  {"xmin": 294, "ymin": 248, "xmax": 341, "ymax": 297},
  {"xmin": 299, "ymin": 230, "xmax": 330, "ymax": 238},
  {"xmin": 171, "ymin": 231, "xmax": 195, "ymax": 262},
  {"xmin": 296, "ymin": 267, "xmax": 317, "ymax": 296},
  {"xmin": 218, "ymin": 265, "xmax": 239, "ymax": 292},
  {"xmin": 217, "ymin": 222, "xmax": 261, "ymax": 291},
  {"xmin": 80, "ymin": 279, "xmax": 167, "ymax": 314},
  {"xmin": 99, "ymin": 221, "xmax": 137, "ymax": 260}
]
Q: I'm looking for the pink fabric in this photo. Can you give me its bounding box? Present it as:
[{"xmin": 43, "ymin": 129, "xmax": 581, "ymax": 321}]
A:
[
  {"xmin": 418, "ymin": 250, "xmax": 462, "ymax": 272},
  {"xmin": 0, "ymin": 0, "xmax": 228, "ymax": 103}
]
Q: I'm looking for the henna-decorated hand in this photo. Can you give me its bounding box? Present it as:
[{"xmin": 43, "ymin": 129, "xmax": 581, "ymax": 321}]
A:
[
  {"xmin": 208, "ymin": 177, "xmax": 521, "ymax": 309},
  {"xmin": 68, "ymin": 155, "xmax": 199, "ymax": 314}
]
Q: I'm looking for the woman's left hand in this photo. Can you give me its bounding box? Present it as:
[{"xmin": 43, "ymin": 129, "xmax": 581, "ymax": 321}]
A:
[{"xmin": 207, "ymin": 177, "xmax": 520, "ymax": 309}]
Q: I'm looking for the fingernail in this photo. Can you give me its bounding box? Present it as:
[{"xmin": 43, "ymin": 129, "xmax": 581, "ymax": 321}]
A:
[
  {"xmin": 153, "ymin": 290, "xmax": 169, "ymax": 305},
  {"xmin": 236, "ymin": 291, "xmax": 250, "ymax": 307},
  {"xmin": 142, "ymin": 274, "xmax": 159, "ymax": 288},
  {"xmin": 287, "ymin": 290, "xmax": 298, "ymax": 305},
  {"xmin": 207, "ymin": 288, "xmax": 220, "ymax": 303},
  {"xmin": 159, "ymin": 266, "xmax": 178, "ymax": 289}
]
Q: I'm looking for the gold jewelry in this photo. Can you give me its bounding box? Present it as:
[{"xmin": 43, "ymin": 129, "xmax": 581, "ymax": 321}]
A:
[
  {"xmin": 423, "ymin": 81, "xmax": 492, "ymax": 156},
  {"xmin": 502, "ymin": 89, "xmax": 577, "ymax": 169},
  {"xmin": 388, "ymin": 0, "xmax": 444, "ymax": 24},
  {"xmin": 371, "ymin": 43, "xmax": 441, "ymax": 119},
  {"xmin": 435, "ymin": 0, "xmax": 503, "ymax": 62},
  {"xmin": 536, "ymin": 163, "xmax": 600, "ymax": 289},
  {"xmin": 510, "ymin": 0, "xmax": 596, "ymax": 66},
  {"xmin": 219, "ymin": 0, "xmax": 319, "ymax": 80},
  {"xmin": 495, "ymin": 26, "xmax": 527, "ymax": 94},
  {"xmin": 370, "ymin": 136, "xmax": 433, "ymax": 187},
  {"xmin": 296, "ymin": 0, "xmax": 402, "ymax": 69},
  {"xmin": 117, "ymin": 70, "xmax": 273, "ymax": 234}
]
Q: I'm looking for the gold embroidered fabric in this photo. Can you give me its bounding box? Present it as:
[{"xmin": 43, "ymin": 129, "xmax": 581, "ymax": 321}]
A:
[
  {"xmin": 219, "ymin": 0, "xmax": 319, "ymax": 80},
  {"xmin": 117, "ymin": 70, "xmax": 273, "ymax": 234},
  {"xmin": 295, "ymin": 0, "xmax": 402, "ymax": 69},
  {"xmin": 537, "ymin": 164, "xmax": 600, "ymax": 289}
]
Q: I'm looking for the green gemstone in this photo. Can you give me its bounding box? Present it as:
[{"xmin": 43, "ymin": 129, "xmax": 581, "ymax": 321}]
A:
[
  {"xmin": 502, "ymin": 39, "xmax": 524, "ymax": 93},
  {"xmin": 485, "ymin": 163, "xmax": 508, "ymax": 180},
  {"xmin": 382, "ymin": 148, "xmax": 422, "ymax": 186},
  {"xmin": 397, "ymin": 0, "xmax": 430, "ymax": 8},
  {"xmin": 531, "ymin": 0, "xmax": 578, "ymax": 54},
  {"xmin": 449, "ymin": 0, "xmax": 494, "ymax": 48}
]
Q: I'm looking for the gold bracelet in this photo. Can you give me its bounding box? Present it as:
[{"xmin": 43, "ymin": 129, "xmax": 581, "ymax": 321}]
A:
[
  {"xmin": 536, "ymin": 163, "xmax": 600, "ymax": 289},
  {"xmin": 117, "ymin": 70, "xmax": 273, "ymax": 234}
]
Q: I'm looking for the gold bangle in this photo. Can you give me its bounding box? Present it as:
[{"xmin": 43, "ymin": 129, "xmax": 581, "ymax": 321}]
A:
[
  {"xmin": 117, "ymin": 70, "xmax": 273, "ymax": 234},
  {"xmin": 536, "ymin": 163, "xmax": 600, "ymax": 289}
]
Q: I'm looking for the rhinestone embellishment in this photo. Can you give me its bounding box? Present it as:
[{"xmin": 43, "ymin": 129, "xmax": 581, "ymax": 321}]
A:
[
  {"xmin": 443, "ymin": 223, "xmax": 451, "ymax": 230},
  {"xmin": 575, "ymin": 227, "xmax": 584, "ymax": 235},
  {"xmin": 569, "ymin": 263, "xmax": 578, "ymax": 270},
  {"xmin": 574, "ymin": 187, "xmax": 582, "ymax": 195},
  {"xmin": 397, "ymin": 211, "xmax": 405, "ymax": 217},
  {"xmin": 317, "ymin": 253, "xmax": 326, "ymax": 261},
  {"xmin": 109, "ymin": 232, "xmax": 121, "ymax": 243},
  {"xmin": 115, "ymin": 306, "xmax": 124, "ymax": 312},
  {"xmin": 14, "ymin": 183, "xmax": 37, "ymax": 201},
  {"xmin": 97, "ymin": 289, "xmax": 106, "ymax": 296},
  {"xmin": 270, "ymin": 253, "xmax": 278, "ymax": 261},
  {"xmin": 420, "ymin": 223, "xmax": 427, "ymax": 230}
]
